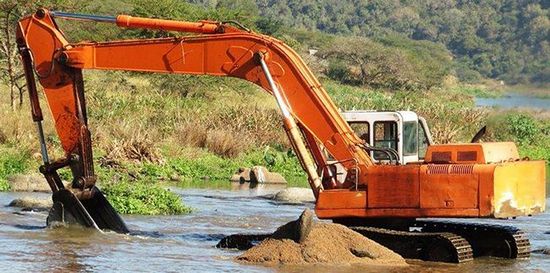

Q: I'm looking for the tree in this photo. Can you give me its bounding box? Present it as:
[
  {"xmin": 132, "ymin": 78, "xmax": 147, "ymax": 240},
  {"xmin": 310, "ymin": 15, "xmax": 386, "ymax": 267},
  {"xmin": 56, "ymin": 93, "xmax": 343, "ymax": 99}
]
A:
[
  {"xmin": 321, "ymin": 36, "xmax": 451, "ymax": 90},
  {"xmin": 0, "ymin": 1, "xmax": 27, "ymax": 110},
  {"xmin": 0, "ymin": 0, "xmax": 77, "ymax": 110}
]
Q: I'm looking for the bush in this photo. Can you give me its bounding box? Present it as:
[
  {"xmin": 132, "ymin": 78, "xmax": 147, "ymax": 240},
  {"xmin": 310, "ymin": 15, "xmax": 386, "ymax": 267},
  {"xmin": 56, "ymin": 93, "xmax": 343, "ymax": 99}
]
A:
[
  {"xmin": 0, "ymin": 179, "xmax": 10, "ymax": 191},
  {"xmin": 327, "ymin": 61, "xmax": 353, "ymax": 84},
  {"xmin": 0, "ymin": 148, "xmax": 30, "ymax": 190},
  {"xmin": 102, "ymin": 181, "xmax": 192, "ymax": 215},
  {"xmin": 321, "ymin": 35, "xmax": 452, "ymax": 91},
  {"xmin": 507, "ymin": 114, "xmax": 540, "ymax": 146}
]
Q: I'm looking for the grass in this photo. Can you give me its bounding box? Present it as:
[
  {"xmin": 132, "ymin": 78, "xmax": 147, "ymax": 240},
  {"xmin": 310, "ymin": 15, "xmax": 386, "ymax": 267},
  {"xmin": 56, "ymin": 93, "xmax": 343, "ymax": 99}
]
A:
[
  {"xmin": 0, "ymin": 147, "xmax": 31, "ymax": 191},
  {"xmin": 450, "ymin": 84, "xmax": 503, "ymax": 98},
  {"xmin": 101, "ymin": 181, "xmax": 192, "ymax": 215},
  {"xmin": 0, "ymin": 177, "xmax": 10, "ymax": 191},
  {"xmin": 98, "ymin": 148, "xmax": 307, "ymax": 188},
  {"xmin": 501, "ymin": 84, "xmax": 550, "ymax": 99}
]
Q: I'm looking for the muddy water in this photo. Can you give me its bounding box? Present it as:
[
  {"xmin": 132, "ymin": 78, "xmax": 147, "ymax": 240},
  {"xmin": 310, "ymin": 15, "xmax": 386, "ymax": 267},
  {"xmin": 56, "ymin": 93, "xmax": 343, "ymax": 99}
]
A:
[{"xmin": 0, "ymin": 187, "xmax": 549, "ymax": 273}]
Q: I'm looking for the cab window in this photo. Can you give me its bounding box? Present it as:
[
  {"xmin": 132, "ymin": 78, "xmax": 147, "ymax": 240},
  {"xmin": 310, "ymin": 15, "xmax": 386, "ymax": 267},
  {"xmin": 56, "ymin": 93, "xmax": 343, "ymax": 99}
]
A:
[
  {"xmin": 373, "ymin": 121, "xmax": 397, "ymax": 160},
  {"xmin": 403, "ymin": 121, "xmax": 418, "ymax": 156},
  {"xmin": 349, "ymin": 122, "xmax": 370, "ymax": 145},
  {"xmin": 418, "ymin": 123, "xmax": 430, "ymax": 159}
]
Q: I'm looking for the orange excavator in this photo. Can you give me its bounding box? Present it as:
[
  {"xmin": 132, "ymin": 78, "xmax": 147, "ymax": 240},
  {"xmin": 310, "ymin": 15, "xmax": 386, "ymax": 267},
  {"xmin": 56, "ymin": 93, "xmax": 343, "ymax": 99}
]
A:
[{"xmin": 17, "ymin": 9, "xmax": 546, "ymax": 263}]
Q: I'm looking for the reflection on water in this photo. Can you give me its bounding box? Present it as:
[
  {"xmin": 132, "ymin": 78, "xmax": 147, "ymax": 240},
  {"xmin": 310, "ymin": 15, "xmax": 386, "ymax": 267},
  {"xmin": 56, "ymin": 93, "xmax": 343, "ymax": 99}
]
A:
[
  {"xmin": 475, "ymin": 93, "xmax": 550, "ymax": 109},
  {"xmin": 0, "ymin": 188, "xmax": 548, "ymax": 273}
]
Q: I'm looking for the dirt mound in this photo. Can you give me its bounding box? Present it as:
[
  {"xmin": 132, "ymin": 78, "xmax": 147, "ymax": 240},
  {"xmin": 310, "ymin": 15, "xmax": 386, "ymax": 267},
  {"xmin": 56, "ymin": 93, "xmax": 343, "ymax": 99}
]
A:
[{"xmin": 237, "ymin": 222, "xmax": 406, "ymax": 266}]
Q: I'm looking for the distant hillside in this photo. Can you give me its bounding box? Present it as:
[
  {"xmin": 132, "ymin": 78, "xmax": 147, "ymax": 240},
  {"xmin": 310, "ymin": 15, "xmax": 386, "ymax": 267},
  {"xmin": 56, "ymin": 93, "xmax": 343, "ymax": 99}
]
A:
[{"xmin": 192, "ymin": 0, "xmax": 550, "ymax": 85}]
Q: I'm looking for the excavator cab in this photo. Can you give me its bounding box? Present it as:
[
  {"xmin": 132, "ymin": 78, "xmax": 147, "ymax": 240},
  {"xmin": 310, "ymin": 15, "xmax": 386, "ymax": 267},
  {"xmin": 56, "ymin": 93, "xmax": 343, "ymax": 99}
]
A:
[{"xmin": 342, "ymin": 110, "xmax": 434, "ymax": 165}]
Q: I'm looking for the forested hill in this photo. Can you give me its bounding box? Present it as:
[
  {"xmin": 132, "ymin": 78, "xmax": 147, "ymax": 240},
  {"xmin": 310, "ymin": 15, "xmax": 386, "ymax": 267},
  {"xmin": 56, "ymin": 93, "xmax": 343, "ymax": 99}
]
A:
[
  {"xmin": 192, "ymin": 0, "xmax": 549, "ymax": 85},
  {"xmin": 2, "ymin": 0, "xmax": 548, "ymax": 86}
]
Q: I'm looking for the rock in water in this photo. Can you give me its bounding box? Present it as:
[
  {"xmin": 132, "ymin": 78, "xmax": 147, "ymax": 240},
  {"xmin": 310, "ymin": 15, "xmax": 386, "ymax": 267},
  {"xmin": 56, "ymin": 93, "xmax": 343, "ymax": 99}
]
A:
[
  {"xmin": 250, "ymin": 166, "xmax": 286, "ymax": 184},
  {"xmin": 9, "ymin": 197, "xmax": 52, "ymax": 211},
  {"xmin": 271, "ymin": 208, "xmax": 314, "ymax": 243},
  {"xmin": 8, "ymin": 174, "xmax": 51, "ymax": 192},
  {"xmin": 272, "ymin": 187, "xmax": 315, "ymax": 203},
  {"xmin": 231, "ymin": 167, "xmax": 252, "ymax": 183},
  {"xmin": 533, "ymin": 248, "xmax": 550, "ymax": 255},
  {"xmin": 237, "ymin": 220, "xmax": 406, "ymax": 266},
  {"xmin": 230, "ymin": 166, "xmax": 287, "ymax": 184}
]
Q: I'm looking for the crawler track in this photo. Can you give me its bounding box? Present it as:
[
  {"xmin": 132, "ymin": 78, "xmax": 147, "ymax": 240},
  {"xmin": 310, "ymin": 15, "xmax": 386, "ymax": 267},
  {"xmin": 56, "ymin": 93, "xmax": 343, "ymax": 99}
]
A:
[
  {"xmin": 217, "ymin": 219, "xmax": 530, "ymax": 264},
  {"xmin": 349, "ymin": 226, "xmax": 473, "ymax": 263},
  {"xmin": 414, "ymin": 220, "xmax": 530, "ymax": 259}
]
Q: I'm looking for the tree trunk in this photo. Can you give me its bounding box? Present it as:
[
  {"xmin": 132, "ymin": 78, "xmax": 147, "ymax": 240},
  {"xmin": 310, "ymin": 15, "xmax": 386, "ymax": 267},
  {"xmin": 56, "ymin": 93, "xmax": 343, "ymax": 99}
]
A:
[
  {"xmin": 10, "ymin": 84, "xmax": 16, "ymax": 110},
  {"xmin": 18, "ymin": 85, "xmax": 24, "ymax": 107},
  {"xmin": 2, "ymin": 4, "xmax": 24, "ymax": 110}
]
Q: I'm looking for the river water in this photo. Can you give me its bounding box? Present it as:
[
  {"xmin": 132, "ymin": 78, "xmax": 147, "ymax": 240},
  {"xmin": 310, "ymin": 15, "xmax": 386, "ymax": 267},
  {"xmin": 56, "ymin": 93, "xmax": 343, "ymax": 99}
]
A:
[
  {"xmin": 475, "ymin": 93, "xmax": 550, "ymax": 110},
  {"xmin": 0, "ymin": 186, "xmax": 549, "ymax": 273}
]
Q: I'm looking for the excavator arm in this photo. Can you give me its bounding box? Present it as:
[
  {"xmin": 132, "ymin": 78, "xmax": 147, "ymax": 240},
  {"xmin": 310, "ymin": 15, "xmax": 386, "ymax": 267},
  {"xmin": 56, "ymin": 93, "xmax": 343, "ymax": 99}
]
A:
[{"xmin": 16, "ymin": 9, "xmax": 373, "ymax": 231}]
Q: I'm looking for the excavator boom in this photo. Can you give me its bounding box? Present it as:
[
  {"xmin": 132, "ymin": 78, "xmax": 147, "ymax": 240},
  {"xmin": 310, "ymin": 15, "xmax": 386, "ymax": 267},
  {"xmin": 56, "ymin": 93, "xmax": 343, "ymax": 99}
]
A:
[
  {"xmin": 17, "ymin": 9, "xmax": 375, "ymax": 231},
  {"xmin": 17, "ymin": 9, "xmax": 373, "ymax": 190}
]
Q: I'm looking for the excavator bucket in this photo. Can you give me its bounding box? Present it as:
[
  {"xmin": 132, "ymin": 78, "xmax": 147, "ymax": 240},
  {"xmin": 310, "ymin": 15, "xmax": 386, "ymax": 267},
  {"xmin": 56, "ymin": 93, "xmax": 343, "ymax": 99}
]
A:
[{"xmin": 48, "ymin": 187, "xmax": 129, "ymax": 233}]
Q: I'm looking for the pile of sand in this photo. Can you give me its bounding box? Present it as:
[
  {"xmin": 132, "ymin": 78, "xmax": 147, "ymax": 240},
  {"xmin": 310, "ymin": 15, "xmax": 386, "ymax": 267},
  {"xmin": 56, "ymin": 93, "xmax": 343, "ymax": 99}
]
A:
[{"xmin": 236, "ymin": 222, "xmax": 407, "ymax": 266}]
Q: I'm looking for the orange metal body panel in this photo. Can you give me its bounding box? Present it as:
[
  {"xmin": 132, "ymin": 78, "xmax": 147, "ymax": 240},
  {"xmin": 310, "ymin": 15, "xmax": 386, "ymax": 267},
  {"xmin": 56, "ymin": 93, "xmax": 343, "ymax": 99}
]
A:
[
  {"xmin": 316, "ymin": 160, "xmax": 546, "ymax": 219},
  {"xmin": 475, "ymin": 164, "xmax": 497, "ymax": 216},
  {"xmin": 315, "ymin": 205, "xmax": 480, "ymax": 218},
  {"xmin": 366, "ymin": 165, "xmax": 420, "ymax": 208},
  {"xmin": 493, "ymin": 161, "xmax": 546, "ymax": 218},
  {"xmin": 316, "ymin": 190, "xmax": 367, "ymax": 209},
  {"xmin": 419, "ymin": 167, "xmax": 479, "ymax": 209}
]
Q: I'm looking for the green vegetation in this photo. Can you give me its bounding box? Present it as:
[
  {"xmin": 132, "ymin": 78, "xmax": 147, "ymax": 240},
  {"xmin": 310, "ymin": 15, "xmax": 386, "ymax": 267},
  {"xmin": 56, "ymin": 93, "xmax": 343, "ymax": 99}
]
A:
[
  {"xmin": 0, "ymin": 147, "xmax": 30, "ymax": 191},
  {"xmin": 238, "ymin": 0, "xmax": 549, "ymax": 85},
  {"xmin": 319, "ymin": 34, "xmax": 453, "ymax": 90},
  {"xmin": 486, "ymin": 112, "xmax": 550, "ymax": 162},
  {"xmin": 101, "ymin": 181, "xmax": 192, "ymax": 215},
  {"xmin": 453, "ymin": 84, "xmax": 503, "ymax": 98},
  {"xmin": 103, "ymin": 149, "xmax": 306, "ymax": 188}
]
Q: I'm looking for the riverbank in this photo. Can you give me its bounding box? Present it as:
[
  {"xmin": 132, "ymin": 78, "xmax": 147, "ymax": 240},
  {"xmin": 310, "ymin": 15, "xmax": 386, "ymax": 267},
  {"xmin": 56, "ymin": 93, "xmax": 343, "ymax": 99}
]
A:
[
  {"xmin": 0, "ymin": 75, "xmax": 548, "ymax": 215},
  {"xmin": 501, "ymin": 84, "xmax": 550, "ymax": 99}
]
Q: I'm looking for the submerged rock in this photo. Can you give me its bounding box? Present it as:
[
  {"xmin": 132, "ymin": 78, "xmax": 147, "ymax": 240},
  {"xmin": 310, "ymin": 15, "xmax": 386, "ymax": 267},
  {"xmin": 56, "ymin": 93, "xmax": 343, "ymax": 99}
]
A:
[
  {"xmin": 272, "ymin": 187, "xmax": 315, "ymax": 203},
  {"xmin": 533, "ymin": 248, "xmax": 550, "ymax": 255},
  {"xmin": 230, "ymin": 166, "xmax": 287, "ymax": 184},
  {"xmin": 8, "ymin": 174, "xmax": 51, "ymax": 192},
  {"xmin": 9, "ymin": 197, "xmax": 52, "ymax": 211}
]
